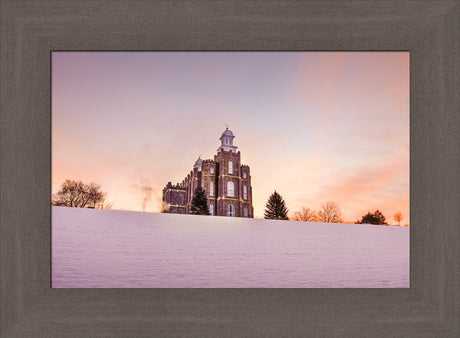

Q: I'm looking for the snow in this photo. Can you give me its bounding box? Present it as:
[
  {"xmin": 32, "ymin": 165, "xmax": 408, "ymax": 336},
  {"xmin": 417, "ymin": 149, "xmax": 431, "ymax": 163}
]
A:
[{"xmin": 52, "ymin": 206, "xmax": 409, "ymax": 288}]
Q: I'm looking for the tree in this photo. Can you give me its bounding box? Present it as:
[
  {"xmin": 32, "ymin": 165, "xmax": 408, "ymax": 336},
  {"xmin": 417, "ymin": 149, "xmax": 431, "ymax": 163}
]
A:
[
  {"xmin": 317, "ymin": 201, "xmax": 343, "ymax": 223},
  {"xmin": 292, "ymin": 207, "xmax": 317, "ymax": 222},
  {"xmin": 52, "ymin": 179, "xmax": 110, "ymax": 208},
  {"xmin": 264, "ymin": 191, "xmax": 289, "ymax": 220},
  {"xmin": 190, "ymin": 187, "xmax": 210, "ymax": 215},
  {"xmin": 393, "ymin": 211, "xmax": 403, "ymax": 226},
  {"xmin": 357, "ymin": 210, "xmax": 388, "ymax": 225}
]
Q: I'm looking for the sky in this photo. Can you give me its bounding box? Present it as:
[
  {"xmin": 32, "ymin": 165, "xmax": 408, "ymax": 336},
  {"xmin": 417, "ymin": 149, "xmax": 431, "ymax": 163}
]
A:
[{"xmin": 52, "ymin": 52, "xmax": 409, "ymax": 224}]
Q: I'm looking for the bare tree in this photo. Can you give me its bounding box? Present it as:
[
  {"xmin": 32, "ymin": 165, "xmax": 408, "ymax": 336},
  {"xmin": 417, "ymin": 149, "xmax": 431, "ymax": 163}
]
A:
[
  {"xmin": 393, "ymin": 211, "xmax": 403, "ymax": 226},
  {"xmin": 52, "ymin": 179, "xmax": 110, "ymax": 209},
  {"xmin": 317, "ymin": 201, "xmax": 343, "ymax": 223},
  {"xmin": 292, "ymin": 207, "xmax": 317, "ymax": 222}
]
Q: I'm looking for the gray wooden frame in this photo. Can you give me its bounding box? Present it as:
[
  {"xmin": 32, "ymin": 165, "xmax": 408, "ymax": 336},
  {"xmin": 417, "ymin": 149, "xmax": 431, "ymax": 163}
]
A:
[{"xmin": 1, "ymin": 1, "xmax": 459, "ymax": 336}]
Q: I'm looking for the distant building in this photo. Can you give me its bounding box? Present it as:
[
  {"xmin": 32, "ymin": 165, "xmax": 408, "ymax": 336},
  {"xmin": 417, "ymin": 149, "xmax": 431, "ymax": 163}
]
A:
[{"xmin": 162, "ymin": 128, "xmax": 254, "ymax": 217}]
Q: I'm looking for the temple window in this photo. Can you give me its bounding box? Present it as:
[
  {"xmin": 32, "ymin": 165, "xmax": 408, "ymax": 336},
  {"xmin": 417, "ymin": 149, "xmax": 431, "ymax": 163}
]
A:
[
  {"xmin": 228, "ymin": 204, "xmax": 234, "ymax": 217},
  {"xmin": 227, "ymin": 181, "xmax": 234, "ymax": 197},
  {"xmin": 210, "ymin": 203, "xmax": 214, "ymax": 216}
]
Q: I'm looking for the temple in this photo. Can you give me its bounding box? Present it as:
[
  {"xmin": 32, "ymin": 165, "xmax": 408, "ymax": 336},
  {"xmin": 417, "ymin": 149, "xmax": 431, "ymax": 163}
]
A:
[{"xmin": 162, "ymin": 128, "xmax": 254, "ymax": 217}]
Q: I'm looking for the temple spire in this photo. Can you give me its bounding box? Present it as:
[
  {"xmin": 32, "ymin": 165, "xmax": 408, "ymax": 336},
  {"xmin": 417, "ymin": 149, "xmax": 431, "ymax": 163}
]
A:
[{"xmin": 217, "ymin": 127, "xmax": 237, "ymax": 153}]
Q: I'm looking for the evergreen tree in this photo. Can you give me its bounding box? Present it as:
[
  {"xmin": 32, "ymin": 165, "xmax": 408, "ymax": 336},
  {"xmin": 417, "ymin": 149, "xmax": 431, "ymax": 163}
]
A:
[
  {"xmin": 190, "ymin": 187, "xmax": 210, "ymax": 215},
  {"xmin": 264, "ymin": 191, "xmax": 289, "ymax": 220},
  {"xmin": 357, "ymin": 210, "xmax": 388, "ymax": 225}
]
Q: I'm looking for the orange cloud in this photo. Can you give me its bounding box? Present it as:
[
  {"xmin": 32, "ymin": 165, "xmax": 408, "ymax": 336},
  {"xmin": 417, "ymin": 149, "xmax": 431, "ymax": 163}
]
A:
[{"xmin": 293, "ymin": 161, "xmax": 409, "ymax": 223}]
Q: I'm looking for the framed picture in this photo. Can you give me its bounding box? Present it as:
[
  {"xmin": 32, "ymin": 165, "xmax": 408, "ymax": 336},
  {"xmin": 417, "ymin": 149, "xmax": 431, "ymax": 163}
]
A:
[
  {"xmin": 1, "ymin": 1, "xmax": 459, "ymax": 336},
  {"xmin": 51, "ymin": 51, "xmax": 410, "ymax": 289}
]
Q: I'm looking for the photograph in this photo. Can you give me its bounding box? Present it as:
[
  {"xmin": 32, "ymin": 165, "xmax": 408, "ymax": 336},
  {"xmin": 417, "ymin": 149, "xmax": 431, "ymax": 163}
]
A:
[{"xmin": 51, "ymin": 51, "xmax": 409, "ymax": 288}]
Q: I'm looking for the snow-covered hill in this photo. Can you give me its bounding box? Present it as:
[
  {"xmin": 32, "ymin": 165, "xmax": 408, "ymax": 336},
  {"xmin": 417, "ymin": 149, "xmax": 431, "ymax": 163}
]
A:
[{"xmin": 52, "ymin": 206, "xmax": 409, "ymax": 288}]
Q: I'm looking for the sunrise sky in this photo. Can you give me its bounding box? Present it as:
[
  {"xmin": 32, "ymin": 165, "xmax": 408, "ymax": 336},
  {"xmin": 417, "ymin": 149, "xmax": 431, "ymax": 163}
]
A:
[{"xmin": 52, "ymin": 52, "xmax": 409, "ymax": 224}]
